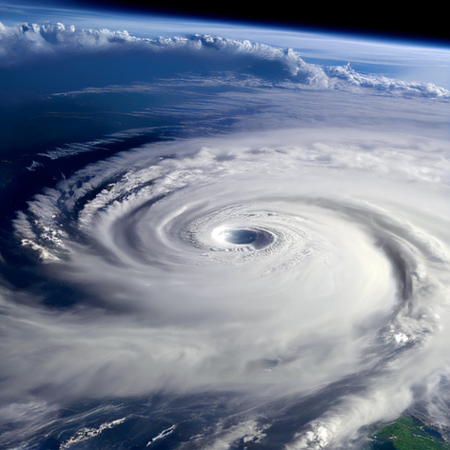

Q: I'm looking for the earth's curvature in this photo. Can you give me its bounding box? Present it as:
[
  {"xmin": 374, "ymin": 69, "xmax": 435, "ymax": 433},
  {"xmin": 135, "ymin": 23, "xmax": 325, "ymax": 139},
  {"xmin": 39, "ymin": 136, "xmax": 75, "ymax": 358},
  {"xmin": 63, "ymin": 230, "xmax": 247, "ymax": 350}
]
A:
[{"xmin": 0, "ymin": 6, "xmax": 450, "ymax": 450}]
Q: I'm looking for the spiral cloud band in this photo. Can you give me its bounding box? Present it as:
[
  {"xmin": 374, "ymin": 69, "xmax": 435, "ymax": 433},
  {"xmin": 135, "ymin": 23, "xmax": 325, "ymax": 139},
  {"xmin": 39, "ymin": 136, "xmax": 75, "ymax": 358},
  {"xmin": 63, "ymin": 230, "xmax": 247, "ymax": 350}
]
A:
[{"xmin": 4, "ymin": 125, "xmax": 450, "ymax": 448}]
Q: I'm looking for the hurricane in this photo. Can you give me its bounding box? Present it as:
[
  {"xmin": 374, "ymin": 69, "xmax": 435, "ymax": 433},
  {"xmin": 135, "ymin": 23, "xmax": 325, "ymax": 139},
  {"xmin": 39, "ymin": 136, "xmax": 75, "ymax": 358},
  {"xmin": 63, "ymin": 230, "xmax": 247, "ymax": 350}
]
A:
[{"xmin": 1, "ymin": 11, "xmax": 450, "ymax": 450}]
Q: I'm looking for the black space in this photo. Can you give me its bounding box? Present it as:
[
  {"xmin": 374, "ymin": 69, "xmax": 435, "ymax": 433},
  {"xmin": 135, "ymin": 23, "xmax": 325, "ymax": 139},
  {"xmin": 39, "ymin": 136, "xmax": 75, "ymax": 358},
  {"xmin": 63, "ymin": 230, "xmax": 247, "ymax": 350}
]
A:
[{"xmin": 64, "ymin": 0, "xmax": 449, "ymax": 44}]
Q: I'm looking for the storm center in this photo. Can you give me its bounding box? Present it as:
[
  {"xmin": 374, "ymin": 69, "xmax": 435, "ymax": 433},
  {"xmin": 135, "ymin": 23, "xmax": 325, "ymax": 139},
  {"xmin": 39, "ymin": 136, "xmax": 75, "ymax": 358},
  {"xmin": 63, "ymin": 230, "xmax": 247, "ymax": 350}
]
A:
[
  {"xmin": 224, "ymin": 229, "xmax": 258, "ymax": 245},
  {"xmin": 211, "ymin": 226, "xmax": 274, "ymax": 249}
]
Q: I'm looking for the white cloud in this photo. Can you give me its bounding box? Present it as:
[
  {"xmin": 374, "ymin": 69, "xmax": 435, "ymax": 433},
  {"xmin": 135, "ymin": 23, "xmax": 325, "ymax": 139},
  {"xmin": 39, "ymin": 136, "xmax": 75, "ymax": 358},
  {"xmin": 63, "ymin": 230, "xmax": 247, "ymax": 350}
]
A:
[{"xmin": 328, "ymin": 63, "xmax": 450, "ymax": 98}]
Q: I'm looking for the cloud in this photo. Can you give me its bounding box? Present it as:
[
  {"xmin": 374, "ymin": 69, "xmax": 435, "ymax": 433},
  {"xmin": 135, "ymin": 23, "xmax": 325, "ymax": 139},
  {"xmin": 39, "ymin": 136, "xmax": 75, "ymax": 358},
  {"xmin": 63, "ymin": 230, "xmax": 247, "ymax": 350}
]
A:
[
  {"xmin": 60, "ymin": 417, "xmax": 127, "ymax": 449},
  {"xmin": 0, "ymin": 22, "xmax": 448, "ymax": 99},
  {"xmin": 327, "ymin": 63, "xmax": 450, "ymax": 98}
]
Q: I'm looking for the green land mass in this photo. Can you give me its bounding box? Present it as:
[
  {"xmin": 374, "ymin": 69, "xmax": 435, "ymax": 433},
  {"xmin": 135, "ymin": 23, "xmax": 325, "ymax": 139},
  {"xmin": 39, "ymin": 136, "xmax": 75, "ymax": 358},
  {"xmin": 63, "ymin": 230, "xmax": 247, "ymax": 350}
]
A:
[{"xmin": 371, "ymin": 416, "xmax": 450, "ymax": 450}]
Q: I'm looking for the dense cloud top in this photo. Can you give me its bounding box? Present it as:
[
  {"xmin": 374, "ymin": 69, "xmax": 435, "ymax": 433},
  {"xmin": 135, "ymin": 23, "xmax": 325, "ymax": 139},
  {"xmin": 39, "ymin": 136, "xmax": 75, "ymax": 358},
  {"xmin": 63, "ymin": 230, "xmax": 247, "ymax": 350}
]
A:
[{"xmin": 7, "ymin": 128, "xmax": 450, "ymax": 448}]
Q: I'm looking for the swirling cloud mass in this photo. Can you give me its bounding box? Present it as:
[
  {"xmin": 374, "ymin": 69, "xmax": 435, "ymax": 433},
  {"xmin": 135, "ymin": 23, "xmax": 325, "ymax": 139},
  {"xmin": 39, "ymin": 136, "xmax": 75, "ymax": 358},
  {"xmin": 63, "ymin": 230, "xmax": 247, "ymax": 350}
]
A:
[{"xmin": 1, "ymin": 18, "xmax": 450, "ymax": 450}]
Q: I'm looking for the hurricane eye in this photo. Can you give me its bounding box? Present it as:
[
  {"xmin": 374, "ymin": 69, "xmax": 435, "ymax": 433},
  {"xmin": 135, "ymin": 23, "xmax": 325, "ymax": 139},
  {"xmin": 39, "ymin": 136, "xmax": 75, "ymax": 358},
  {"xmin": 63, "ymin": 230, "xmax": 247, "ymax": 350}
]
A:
[
  {"xmin": 223, "ymin": 229, "xmax": 257, "ymax": 245},
  {"xmin": 210, "ymin": 225, "xmax": 275, "ymax": 251}
]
